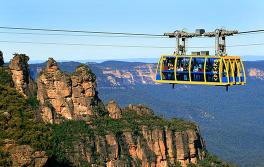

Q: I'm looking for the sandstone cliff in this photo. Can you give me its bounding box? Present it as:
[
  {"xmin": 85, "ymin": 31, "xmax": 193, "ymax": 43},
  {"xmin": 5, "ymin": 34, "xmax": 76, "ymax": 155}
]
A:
[
  {"xmin": 9, "ymin": 54, "xmax": 35, "ymax": 98},
  {"xmin": 2, "ymin": 139, "xmax": 48, "ymax": 167},
  {"xmin": 37, "ymin": 58, "xmax": 105, "ymax": 123},
  {"xmin": 248, "ymin": 68, "xmax": 264, "ymax": 80},
  {"xmin": 49, "ymin": 104, "xmax": 205, "ymax": 167},
  {"xmin": 34, "ymin": 58, "xmax": 206, "ymax": 166}
]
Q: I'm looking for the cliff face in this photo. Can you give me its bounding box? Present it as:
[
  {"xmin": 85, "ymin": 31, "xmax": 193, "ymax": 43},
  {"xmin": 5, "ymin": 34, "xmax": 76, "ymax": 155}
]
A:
[
  {"xmin": 2, "ymin": 139, "xmax": 48, "ymax": 167},
  {"xmin": 37, "ymin": 58, "xmax": 105, "ymax": 123},
  {"xmin": 97, "ymin": 62, "xmax": 157, "ymax": 87},
  {"xmin": 50, "ymin": 104, "xmax": 205, "ymax": 167},
  {"xmin": 248, "ymin": 68, "xmax": 264, "ymax": 80},
  {"xmin": 9, "ymin": 54, "xmax": 35, "ymax": 98}
]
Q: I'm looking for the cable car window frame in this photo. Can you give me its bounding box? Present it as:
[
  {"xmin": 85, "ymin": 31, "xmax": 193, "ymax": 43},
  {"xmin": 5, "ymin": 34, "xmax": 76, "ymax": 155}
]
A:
[
  {"xmin": 235, "ymin": 59, "xmax": 241, "ymax": 83},
  {"xmin": 161, "ymin": 56, "xmax": 176, "ymax": 81},
  {"xmin": 222, "ymin": 59, "xmax": 230, "ymax": 83},
  {"xmin": 240, "ymin": 60, "xmax": 246, "ymax": 83},
  {"xmin": 174, "ymin": 56, "xmax": 178, "ymax": 81},
  {"xmin": 229, "ymin": 59, "xmax": 235, "ymax": 83},
  {"xmin": 155, "ymin": 56, "xmax": 162, "ymax": 81}
]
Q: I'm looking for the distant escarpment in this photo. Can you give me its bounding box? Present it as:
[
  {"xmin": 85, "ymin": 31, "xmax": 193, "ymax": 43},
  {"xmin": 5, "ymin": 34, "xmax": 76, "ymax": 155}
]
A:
[{"xmin": 0, "ymin": 52, "xmax": 233, "ymax": 167}]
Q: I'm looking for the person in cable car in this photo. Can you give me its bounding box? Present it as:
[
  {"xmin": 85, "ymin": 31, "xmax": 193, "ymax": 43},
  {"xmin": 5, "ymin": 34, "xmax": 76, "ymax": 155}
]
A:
[
  {"xmin": 198, "ymin": 64, "xmax": 203, "ymax": 81},
  {"xmin": 176, "ymin": 65, "xmax": 183, "ymax": 80},
  {"xmin": 168, "ymin": 61, "xmax": 174, "ymax": 70},
  {"xmin": 193, "ymin": 64, "xmax": 199, "ymax": 81},
  {"xmin": 177, "ymin": 65, "xmax": 183, "ymax": 71}
]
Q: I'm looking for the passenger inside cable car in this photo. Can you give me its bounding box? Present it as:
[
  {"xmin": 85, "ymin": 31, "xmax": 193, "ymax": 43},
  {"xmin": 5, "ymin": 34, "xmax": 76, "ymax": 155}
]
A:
[
  {"xmin": 176, "ymin": 57, "xmax": 190, "ymax": 81},
  {"xmin": 191, "ymin": 58, "xmax": 205, "ymax": 81},
  {"xmin": 162, "ymin": 57, "xmax": 175, "ymax": 80}
]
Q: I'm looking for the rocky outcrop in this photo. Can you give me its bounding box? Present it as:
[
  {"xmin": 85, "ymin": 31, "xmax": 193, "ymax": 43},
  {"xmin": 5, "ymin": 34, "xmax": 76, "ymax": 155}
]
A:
[
  {"xmin": 0, "ymin": 51, "xmax": 3, "ymax": 66},
  {"xmin": 8, "ymin": 54, "xmax": 35, "ymax": 98},
  {"xmin": 107, "ymin": 100, "xmax": 122, "ymax": 119},
  {"xmin": 63, "ymin": 119, "xmax": 205, "ymax": 167},
  {"xmin": 2, "ymin": 139, "xmax": 48, "ymax": 167},
  {"xmin": 127, "ymin": 104, "xmax": 154, "ymax": 116},
  {"xmin": 37, "ymin": 58, "xmax": 105, "ymax": 123},
  {"xmin": 35, "ymin": 57, "xmax": 206, "ymax": 166}
]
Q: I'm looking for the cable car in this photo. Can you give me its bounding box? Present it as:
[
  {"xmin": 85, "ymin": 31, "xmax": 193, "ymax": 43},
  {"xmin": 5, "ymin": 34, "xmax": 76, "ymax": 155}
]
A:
[
  {"xmin": 155, "ymin": 53, "xmax": 246, "ymax": 86},
  {"xmin": 155, "ymin": 29, "xmax": 246, "ymax": 90}
]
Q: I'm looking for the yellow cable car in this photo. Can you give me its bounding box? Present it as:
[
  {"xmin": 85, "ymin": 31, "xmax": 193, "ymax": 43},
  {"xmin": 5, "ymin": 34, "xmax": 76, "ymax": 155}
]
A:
[
  {"xmin": 155, "ymin": 54, "xmax": 246, "ymax": 86},
  {"xmin": 154, "ymin": 29, "xmax": 247, "ymax": 89}
]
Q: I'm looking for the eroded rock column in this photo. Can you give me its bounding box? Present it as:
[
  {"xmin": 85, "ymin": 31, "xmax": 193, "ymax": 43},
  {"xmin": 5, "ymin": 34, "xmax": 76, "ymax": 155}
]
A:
[{"xmin": 9, "ymin": 54, "xmax": 35, "ymax": 98}]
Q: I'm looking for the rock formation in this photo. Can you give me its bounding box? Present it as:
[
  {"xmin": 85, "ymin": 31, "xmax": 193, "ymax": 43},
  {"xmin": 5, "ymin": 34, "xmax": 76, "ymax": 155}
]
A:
[
  {"xmin": 127, "ymin": 104, "xmax": 154, "ymax": 116},
  {"xmin": 49, "ymin": 110, "xmax": 205, "ymax": 167},
  {"xmin": 8, "ymin": 54, "xmax": 35, "ymax": 98},
  {"xmin": 248, "ymin": 68, "xmax": 264, "ymax": 80},
  {"xmin": 107, "ymin": 100, "xmax": 122, "ymax": 119},
  {"xmin": 0, "ymin": 51, "xmax": 3, "ymax": 66},
  {"xmin": 2, "ymin": 139, "xmax": 48, "ymax": 167},
  {"xmin": 37, "ymin": 58, "xmax": 105, "ymax": 123},
  {"xmin": 35, "ymin": 58, "xmax": 206, "ymax": 166},
  {"xmin": 59, "ymin": 111, "xmax": 205, "ymax": 167}
]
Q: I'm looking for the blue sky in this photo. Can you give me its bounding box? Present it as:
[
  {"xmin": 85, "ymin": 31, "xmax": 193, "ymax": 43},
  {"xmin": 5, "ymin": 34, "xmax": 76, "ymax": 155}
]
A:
[{"xmin": 0, "ymin": 0, "xmax": 264, "ymax": 61}]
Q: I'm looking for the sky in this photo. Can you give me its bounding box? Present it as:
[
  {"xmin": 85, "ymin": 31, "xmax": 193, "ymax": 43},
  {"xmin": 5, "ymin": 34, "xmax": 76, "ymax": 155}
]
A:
[{"xmin": 0, "ymin": 0, "xmax": 264, "ymax": 62}]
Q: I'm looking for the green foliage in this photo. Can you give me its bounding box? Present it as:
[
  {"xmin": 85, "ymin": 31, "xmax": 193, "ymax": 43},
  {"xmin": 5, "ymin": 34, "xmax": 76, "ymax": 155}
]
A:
[
  {"xmin": 0, "ymin": 150, "xmax": 12, "ymax": 166},
  {"xmin": 197, "ymin": 152, "xmax": 236, "ymax": 167},
  {"xmin": 0, "ymin": 67, "xmax": 12, "ymax": 86},
  {"xmin": 51, "ymin": 121, "xmax": 94, "ymax": 165},
  {"xmin": 121, "ymin": 109, "xmax": 197, "ymax": 131},
  {"xmin": 0, "ymin": 84, "xmax": 53, "ymax": 154}
]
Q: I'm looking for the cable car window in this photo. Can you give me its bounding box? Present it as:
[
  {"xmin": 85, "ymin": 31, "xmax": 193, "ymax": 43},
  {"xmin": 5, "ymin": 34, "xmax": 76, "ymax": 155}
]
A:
[
  {"xmin": 235, "ymin": 59, "xmax": 240, "ymax": 82},
  {"xmin": 236, "ymin": 60, "xmax": 241, "ymax": 77},
  {"xmin": 240, "ymin": 61, "xmax": 245, "ymax": 82},
  {"xmin": 191, "ymin": 58, "xmax": 205, "ymax": 81},
  {"xmin": 234, "ymin": 61, "xmax": 238, "ymax": 77},
  {"xmin": 221, "ymin": 60, "xmax": 228, "ymax": 83},
  {"xmin": 176, "ymin": 57, "xmax": 190, "ymax": 81},
  {"xmin": 156, "ymin": 58, "xmax": 162, "ymax": 80},
  {"xmin": 222, "ymin": 60, "xmax": 227, "ymax": 77},
  {"xmin": 206, "ymin": 58, "xmax": 220, "ymax": 82},
  {"xmin": 229, "ymin": 61, "xmax": 235, "ymax": 82},
  {"xmin": 162, "ymin": 57, "xmax": 175, "ymax": 80}
]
